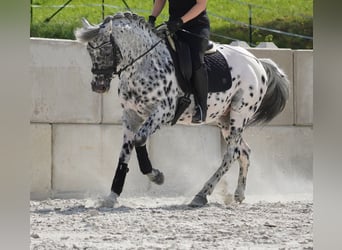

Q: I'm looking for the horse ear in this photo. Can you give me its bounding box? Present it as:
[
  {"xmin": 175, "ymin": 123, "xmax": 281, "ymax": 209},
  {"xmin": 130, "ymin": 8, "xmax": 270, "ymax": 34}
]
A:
[{"xmin": 81, "ymin": 17, "xmax": 92, "ymax": 28}]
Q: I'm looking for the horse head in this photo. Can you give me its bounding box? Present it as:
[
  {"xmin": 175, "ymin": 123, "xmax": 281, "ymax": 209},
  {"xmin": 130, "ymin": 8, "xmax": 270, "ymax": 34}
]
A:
[{"xmin": 75, "ymin": 16, "xmax": 122, "ymax": 93}]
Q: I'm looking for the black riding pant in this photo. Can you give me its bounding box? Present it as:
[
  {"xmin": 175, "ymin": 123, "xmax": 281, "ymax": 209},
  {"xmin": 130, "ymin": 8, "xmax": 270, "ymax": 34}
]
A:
[{"xmin": 176, "ymin": 25, "xmax": 210, "ymax": 70}]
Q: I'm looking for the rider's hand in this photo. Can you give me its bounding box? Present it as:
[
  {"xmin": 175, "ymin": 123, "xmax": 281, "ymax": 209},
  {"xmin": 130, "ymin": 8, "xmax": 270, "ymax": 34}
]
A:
[
  {"xmin": 166, "ymin": 18, "xmax": 183, "ymax": 34},
  {"xmin": 148, "ymin": 15, "xmax": 156, "ymax": 28}
]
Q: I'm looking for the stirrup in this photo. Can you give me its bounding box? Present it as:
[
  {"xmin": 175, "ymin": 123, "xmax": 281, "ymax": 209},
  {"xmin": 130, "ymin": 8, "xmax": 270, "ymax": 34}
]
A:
[{"xmin": 192, "ymin": 105, "xmax": 205, "ymax": 123}]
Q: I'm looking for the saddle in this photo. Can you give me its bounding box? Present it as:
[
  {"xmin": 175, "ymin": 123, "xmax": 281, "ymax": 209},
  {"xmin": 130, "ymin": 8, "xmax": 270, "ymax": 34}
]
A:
[
  {"xmin": 166, "ymin": 34, "xmax": 232, "ymax": 94},
  {"xmin": 164, "ymin": 32, "xmax": 233, "ymax": 125}
]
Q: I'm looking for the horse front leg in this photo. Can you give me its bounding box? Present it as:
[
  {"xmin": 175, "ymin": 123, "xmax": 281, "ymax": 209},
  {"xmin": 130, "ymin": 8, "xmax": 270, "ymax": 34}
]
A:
[
  {"xmin": 134, "ymin": 106, "xmax": 170, "ymax": 183},
  {"xmin": 102, "ymin": 109, "xmax": 143, "ymax": 207},
  {"xmin": 102, "ymin": 127, "xmax": 135, "ymax": 207},
  {"xmin": 135, "ymin": 145, "xmax": 164, "ymax": 185}
]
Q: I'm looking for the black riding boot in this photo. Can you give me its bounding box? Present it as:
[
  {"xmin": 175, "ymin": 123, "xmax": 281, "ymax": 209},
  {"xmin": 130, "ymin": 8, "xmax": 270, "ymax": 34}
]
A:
[{"xmin": 192, "ymin": 65, "xmax": 208, "ymax": 123}]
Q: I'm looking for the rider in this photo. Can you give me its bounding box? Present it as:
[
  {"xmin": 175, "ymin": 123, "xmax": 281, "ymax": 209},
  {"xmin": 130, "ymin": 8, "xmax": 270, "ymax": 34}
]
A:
[{"xmin": 149, "ymin": 0, "xmax": 210, "ymax": 123}]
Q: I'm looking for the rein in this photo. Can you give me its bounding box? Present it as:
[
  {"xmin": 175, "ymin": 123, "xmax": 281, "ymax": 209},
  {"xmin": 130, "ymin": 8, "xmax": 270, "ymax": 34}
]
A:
[
  {"xmin": 113, "ymin": 25, "xmax": 200, "ymax": 77},
  {"xmin": 91, "ymin": 21, "xmax": 200, "ymax": 78},
  {"xmin": 115, "ymin": 37, "xmax": 165, "ymax": 77}
]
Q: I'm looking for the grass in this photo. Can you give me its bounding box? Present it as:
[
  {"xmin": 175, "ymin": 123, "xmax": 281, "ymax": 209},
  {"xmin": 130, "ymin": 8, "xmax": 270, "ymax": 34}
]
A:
[{"xmin": 30, "ymin": 0, "xmax": 313, "ymax": 49}]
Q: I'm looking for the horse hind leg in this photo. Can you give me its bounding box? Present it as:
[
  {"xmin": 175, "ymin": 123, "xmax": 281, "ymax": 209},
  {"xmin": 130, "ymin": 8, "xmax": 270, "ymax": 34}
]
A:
[
  {"xmin": 190, "ymin": 121, "xmax": 241, "ymax": 206},
  {"xmin": 190, "ymin": 107, "xmax": 252, "ymax": 207},
  {"xmin": 234, "ymin": 138, "xmax": 251, "ymax": 203},
  {"xmin": 190, "ymin": 145, "xmax": 236, "ymax": 207}
]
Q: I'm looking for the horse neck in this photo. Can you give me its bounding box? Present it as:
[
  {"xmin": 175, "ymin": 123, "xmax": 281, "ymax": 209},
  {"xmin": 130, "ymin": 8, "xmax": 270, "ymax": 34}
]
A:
[{"xmin": 113, "ymin": 23, "xmax": 161, "ymax": 65}]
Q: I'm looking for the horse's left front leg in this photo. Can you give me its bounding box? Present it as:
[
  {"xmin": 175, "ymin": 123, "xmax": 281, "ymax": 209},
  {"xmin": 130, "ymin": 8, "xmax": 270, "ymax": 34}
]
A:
[
  {"xmin": 134, "ymin": 106, "xmax": 170, "ymax": 183},
  {"xmin": 135, "ymin": 145, "xmax": 164, "ymax": 185}
]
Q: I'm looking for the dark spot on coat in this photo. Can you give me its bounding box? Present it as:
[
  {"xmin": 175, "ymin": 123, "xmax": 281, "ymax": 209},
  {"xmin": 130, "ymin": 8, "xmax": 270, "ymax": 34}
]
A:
[{"xmin": 261, "ymin": 75, "xmax": 266, "ymax": 84}]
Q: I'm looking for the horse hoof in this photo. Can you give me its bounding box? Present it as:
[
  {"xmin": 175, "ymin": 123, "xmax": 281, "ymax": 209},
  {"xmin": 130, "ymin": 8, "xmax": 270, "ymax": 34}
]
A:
[
  {"xmin": 189, "ymin": 195, "xmax": 208, "ymax": 207},
  {"xmin": 234, "ymin": 192, "xmax": 245, "ymax": 203},
  {"xmin": 147, "ymin": 168, "xmax": 164, "ymax": 185},
  {"xmin": 99, "ymin": 192, "xmax": 118, "ymax": 208}
]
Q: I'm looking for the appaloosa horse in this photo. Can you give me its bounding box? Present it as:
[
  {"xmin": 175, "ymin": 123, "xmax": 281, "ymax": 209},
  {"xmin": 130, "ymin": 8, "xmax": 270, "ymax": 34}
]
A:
[{"xmin": 75, "ymin": 12, "xmax": 289, "ymax": 207}]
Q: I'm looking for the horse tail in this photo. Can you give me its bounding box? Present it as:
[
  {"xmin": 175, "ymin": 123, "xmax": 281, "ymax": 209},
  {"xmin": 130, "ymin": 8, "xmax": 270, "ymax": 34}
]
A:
[{"xmin": 248, "ymin": 58, "xmax": 290, "ymax": 125}]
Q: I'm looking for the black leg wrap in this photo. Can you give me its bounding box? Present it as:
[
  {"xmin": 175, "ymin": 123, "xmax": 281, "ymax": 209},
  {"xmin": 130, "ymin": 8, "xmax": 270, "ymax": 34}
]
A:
[
  {"xmin": 135, "ymin": 145, "xmax": 153, "ymax": 175},
  {"xmin": 111, "ymin": 162, "xmax": 129, "ymax": 195}
]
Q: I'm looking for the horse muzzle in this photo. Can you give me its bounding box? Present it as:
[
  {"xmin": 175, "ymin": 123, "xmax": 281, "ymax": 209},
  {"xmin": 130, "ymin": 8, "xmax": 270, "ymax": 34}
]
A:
[{"xmin": 91, "ymin": 76, "xmax": 111, "ymax": 93}]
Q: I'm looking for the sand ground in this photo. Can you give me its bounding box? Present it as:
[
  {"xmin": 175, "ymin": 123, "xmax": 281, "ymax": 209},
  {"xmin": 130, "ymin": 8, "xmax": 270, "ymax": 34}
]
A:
[{"xmin": 30, "ymin": 195, "xmax": 313, "ymax": 250}]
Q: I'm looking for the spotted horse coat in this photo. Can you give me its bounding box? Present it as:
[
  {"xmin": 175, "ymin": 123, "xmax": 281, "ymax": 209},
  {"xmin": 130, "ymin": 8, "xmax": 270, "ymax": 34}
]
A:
[{"xmin": 75, "ymin": 12, "xmax": 289, "ymax": 207}]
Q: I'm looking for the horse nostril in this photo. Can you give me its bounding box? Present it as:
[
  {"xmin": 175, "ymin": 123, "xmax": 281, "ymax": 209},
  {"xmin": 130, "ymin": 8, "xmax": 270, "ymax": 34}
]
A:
[{"xmin": 90, "ymin": 76, "xmax": 111, "ymax": 93}]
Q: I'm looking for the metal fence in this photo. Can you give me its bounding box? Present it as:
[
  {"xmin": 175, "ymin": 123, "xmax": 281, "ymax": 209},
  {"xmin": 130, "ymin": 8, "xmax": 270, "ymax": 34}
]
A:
[{"xmin": 31, "ymin": 0, "xmax": 312, "ymax": 46}]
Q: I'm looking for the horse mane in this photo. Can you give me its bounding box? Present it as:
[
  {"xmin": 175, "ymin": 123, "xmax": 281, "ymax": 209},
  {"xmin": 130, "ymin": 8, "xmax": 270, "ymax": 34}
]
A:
[
  {"xmin": 113, "ymin": 12, "xmax": 144, "ymax": 23},
  {"xmin": 75, "ymin": 12, "xmax": 157, "ymax": 43},
  {"xmin": 113, "ymin": 12, "xmax": 151, "ymax": 30}
]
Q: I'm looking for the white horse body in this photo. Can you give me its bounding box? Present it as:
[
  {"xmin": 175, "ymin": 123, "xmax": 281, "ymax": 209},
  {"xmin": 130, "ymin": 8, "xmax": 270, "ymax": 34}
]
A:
[
  {"xmin": 75, "ymin": 12, "xmax": 289, "ymax": 207},
  {"xmin": 110, "ymin": 16, "xmax": 268, "ymax": 127},
  {"xmin": 179, "ymin": 45, "xmax": 268, "ymax": 126}
]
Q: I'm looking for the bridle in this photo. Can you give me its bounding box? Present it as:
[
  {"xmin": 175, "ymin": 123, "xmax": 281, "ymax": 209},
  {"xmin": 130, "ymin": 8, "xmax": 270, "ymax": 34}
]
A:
[
  {"xmin": 88, "ymin": 33, "xmax": 121, "ymax": 78},
  {"xmin": 89, "ymin": 20, "xmax": 166, "ymax": 79}
]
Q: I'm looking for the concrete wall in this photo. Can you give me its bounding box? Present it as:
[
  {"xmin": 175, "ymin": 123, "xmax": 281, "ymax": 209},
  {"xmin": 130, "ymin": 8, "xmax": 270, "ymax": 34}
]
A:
[{"xmin": 30, "ymin": 38, "xmax": 313, "ymax": 200}]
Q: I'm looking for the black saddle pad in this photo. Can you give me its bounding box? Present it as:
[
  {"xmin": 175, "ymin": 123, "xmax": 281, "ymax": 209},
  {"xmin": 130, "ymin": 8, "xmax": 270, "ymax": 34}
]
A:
[
  {"xmin": 205, "ymin": 51, "xmax": 232, "ymax": 93},
  {"xmin": 166, "ymin": 36, "xmax": 232, "ymax": 94}
]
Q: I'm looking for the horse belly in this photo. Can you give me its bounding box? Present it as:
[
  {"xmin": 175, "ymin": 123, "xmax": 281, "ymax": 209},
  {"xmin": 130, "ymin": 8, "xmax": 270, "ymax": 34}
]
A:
[{"xmin": 176, "ymin": 91, "xmax": 232, "ymax": 125}]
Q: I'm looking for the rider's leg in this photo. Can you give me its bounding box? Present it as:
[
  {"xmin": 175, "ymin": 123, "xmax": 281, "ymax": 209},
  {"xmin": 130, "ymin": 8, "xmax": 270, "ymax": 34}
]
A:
[
  {"xmin": 180, "ymin": 27, "xmax": 210, "ymax": 123},
  {"xmin": 191, "ymin": 63, "xmax": 208, "ymax": 123}
]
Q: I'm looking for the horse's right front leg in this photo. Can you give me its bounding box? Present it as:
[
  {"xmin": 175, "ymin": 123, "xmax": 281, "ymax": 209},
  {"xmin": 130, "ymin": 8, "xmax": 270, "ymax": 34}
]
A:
[
  {"xmin": 103, "ymin": 127, "xmax": 135, "ymax": 207},
  {"xmin": 103, "ymin": 108, "xmax": 143, "ymax": 207}
]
